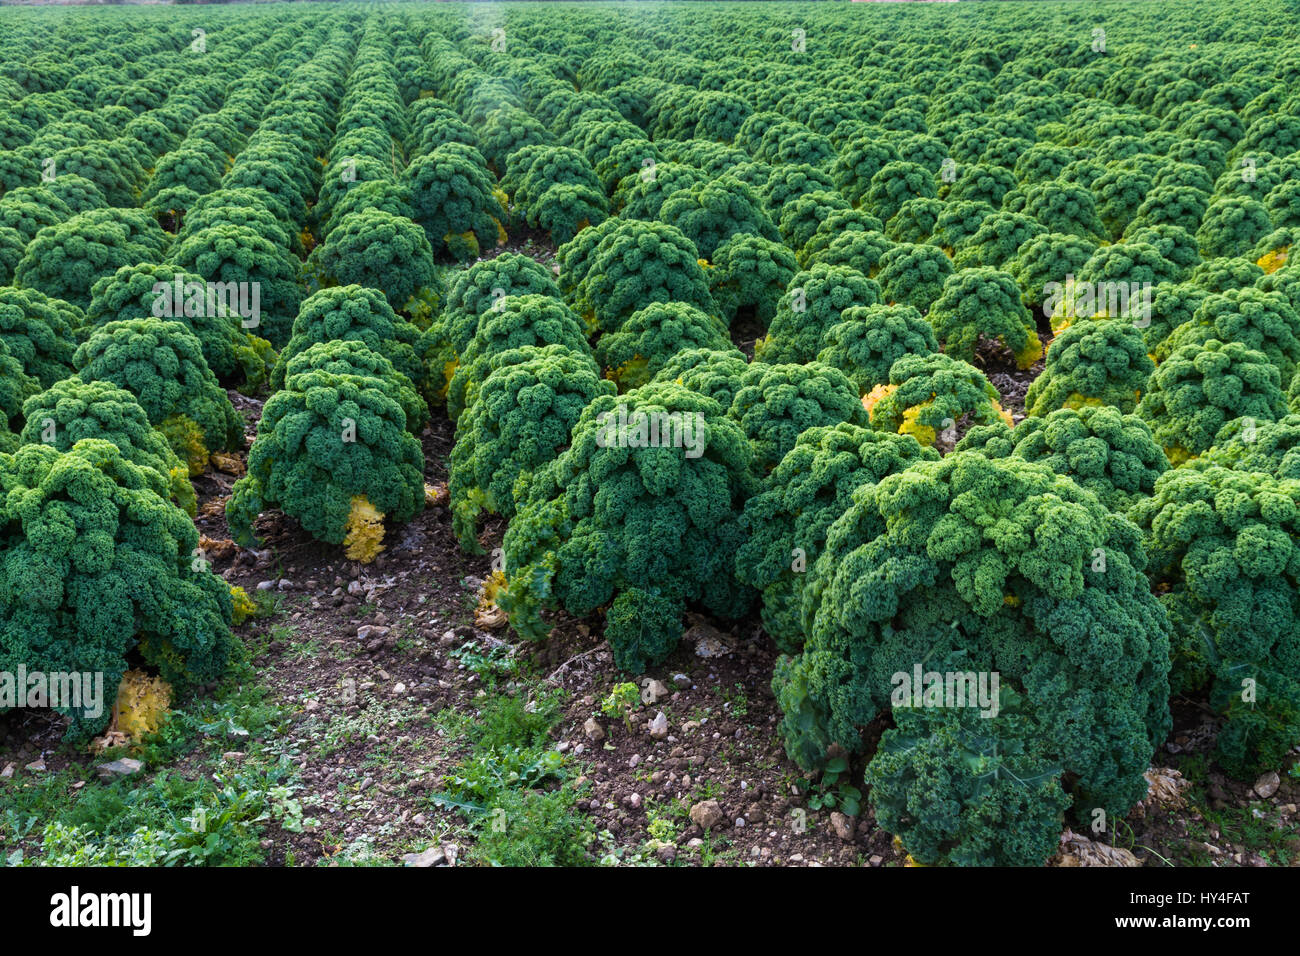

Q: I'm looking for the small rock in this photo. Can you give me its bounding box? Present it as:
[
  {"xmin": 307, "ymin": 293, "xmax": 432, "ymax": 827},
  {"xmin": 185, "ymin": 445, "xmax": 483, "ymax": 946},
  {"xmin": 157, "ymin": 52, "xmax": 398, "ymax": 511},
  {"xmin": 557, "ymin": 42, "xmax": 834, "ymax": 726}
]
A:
[
  {"xmin": 628, "ymin": 754, "xmax": 641, "ymax": 768},
  {"xmin": 25, "ymin": 757, "xmax": 45, "ymax": 773},
  {"xmin": 687, "ymin": 623, "xmax": 731, "ymax": 658},
  {"xmin": 0, "ymin": 763, "xmax": 13, "ymax": 779},
  {"xmin": 1254, "ymin": 771, "xmax": 1281, "ymax": 799},
  {"xmin": 221, "ymin": 751, "xmax": 246, "ymax": 763},
  {"xmin": 393, "ymin": 682, "xmax": 407, "ymax": 695},
  {"xmin": 648, "ymin": 711, "xmax": 669, "ymax": 740},
  {"xmin": 357, "ymin": 624, "xmax": 390, "ymax": 641},
  {"xmin": 655, "ymin": 845, "xmax": 677, "ymax": 864},
  {"xmin": 402, "ymin": 846, "xmax": 446, "ymax": 868},
  {"xmin": 347, "ymin": 580, "xmax": 364, "ymax": 596},
  {"xmin": 689, "ymin": 799, "xmax": 723, "ymax": 830},
  {"xmin": 256, "ymin": 580, "xmax": 275, "ymax": 591},
  {"xmin": 869, "ymin": 854, "xmax": 883, "ymax": 867},
  {"xmin": 830, "ymin": 811, "xmax": 856, "ymax": 841},
  {"xmin": 304, "ymin": 699, "xmax": 321, "ymax": 713},
  {"xmin": 96, "ymin": 757, "xmax": 143, "ymax": 781},
  {"xmin": 627, "ymin": 793, "xmax": 643, "ymax": 810},
  {"xmin": 583, "ymin": 717, "xmax": 605, "ymax": 741},
  {"xmin": 735, "ymin": 817, "xmax": 746, "ymax": 828},
  {"xmin": 670, "ymin": 673, "xmax": 693, "ymax": 689},
  {"xmin": 277, "ymin": 579, "xmax": 295, "ymax": 591},
  {"xmin": 443, "ymin": 844, "xmax": 459, "ymax": 866}
]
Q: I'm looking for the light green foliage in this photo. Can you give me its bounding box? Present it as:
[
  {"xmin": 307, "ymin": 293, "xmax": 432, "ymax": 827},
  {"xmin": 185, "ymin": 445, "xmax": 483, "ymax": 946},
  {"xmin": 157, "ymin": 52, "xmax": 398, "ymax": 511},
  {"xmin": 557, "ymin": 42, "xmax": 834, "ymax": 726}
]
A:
[{"xmin": 868, "ymin": 353, "xmax": 1009, "ymax": 445}]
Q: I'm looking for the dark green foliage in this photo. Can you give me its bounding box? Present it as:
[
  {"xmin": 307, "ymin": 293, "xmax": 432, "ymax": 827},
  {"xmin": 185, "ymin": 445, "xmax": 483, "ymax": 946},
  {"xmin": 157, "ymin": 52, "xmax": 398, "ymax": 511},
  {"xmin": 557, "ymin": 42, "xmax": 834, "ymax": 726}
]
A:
[
  {"xmin": 1157, "ymin": 287, "xmax": 1300, "ymax": 380},
  {"xmin": 0, "ymin": 440, "xmax": 233, "ymax": 737},
  {"xmin": 72, "ymin": 318, "xmax": 243, "ymax": 468},
  {"xmin": 776, "ymin": 452, "xmax": 1171, "ymax": 850},
  {"xmin": 595, "ymin": 301, "xmax": 730, "ymax": 390},
  {"xmin": 572, "ymin": 219, "xmax": 714, "ymax": 333},
  {"xmin": 658, "ymin": 175, "xmax": 777, "ymax": 260},
  {"xmin": 867, "ymin": 353, "xmax": 1010, "ymax": 446},
  {"xmin": 816, "ymin": 303, "xmax": 938, "ymax": 394},
  {"xmin": 755, "ymin": 264, "xmax": 881, "ymax": 365},
  {"xmin": 86, "ymin": 262, "xmax": 270, "ymax": 386},
  {"xmin": 272, "ymin": 285, "xmax": 425, "ymax": 400},
  {"xmin": 874, "ymin": 242, "xmax": 955, "ymax": 312},
  {"xmin": 728, "ymin": 361, "xmax": 867, "ymax": 475},
  {"xmin": 650, "ymin": 347, "xmax": 751, "ymax": 410},
  {"xmin": 309, "ymin": 210, "xmax": 437, "ymax": 313},
  {"xmin": 865, "ymin": 688, "xmax": 1072, "ymax": 866},
  {"xmin": 736, "ymin": 423, "xmax": 936, "ymax": 652},
  {"xmin": 1132, "ymin": 465, "xmax": 1300, "ymax": 778},
  {"xmin": 227, "ymin": 357, "xmax": 425, "ymax": 550},
  {"xmin": 707, "ymin": 233, "xmax": 798, "ymax": 328},
  {"xmin": 17, "ymin": 378, "xmax": 195, "ymax": 515},
  {"xmin": 928, "ymin": 267, "xmax": 1040, "ymax": 367},
  {"xmin": 403, "ymin": 143, "xmax": 506, "ymax": 261},
  {"xmin": 0, "ymin": 286, "xmax": 78, "ymax": 388},
  {"xmin": 957, "ymin": 406, "xmax": 1168, "ymax": 511},
  {"xmin": 1138, "ymin": 339, "xmax": 1285, "ymax": 463},
  {"xmin": 500, "ymin": 382, "xmax": 755, "ymax": 672},
  {"xmin": 450, "ymin": 344, "xmax": 614, "ymax": 551},
  {"xmin": 429, "ymin": 252, "xmax": 562, "ymax": 396},
  {"xmin": 1027, "ymin": 318, "xmax": 1153, "ymax": 416},
  {"xmin": 448, "ymin": 294, "xmax": 590, "ymax": 423},
  {"xmin": 15, "ymin": 207, "xmax": 167, "ymax": 310},
  {"xmin": 170, "ymin": 223, "xmax": 304, "ymax": 348}
]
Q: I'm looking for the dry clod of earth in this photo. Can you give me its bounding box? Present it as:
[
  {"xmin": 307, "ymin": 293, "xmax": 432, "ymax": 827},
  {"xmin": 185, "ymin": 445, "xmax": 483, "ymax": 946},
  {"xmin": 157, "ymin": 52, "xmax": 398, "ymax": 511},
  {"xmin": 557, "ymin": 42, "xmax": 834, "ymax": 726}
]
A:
[{"xmin": 690, "ymin": 799, "xmax": 724, "ymax": 830}]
